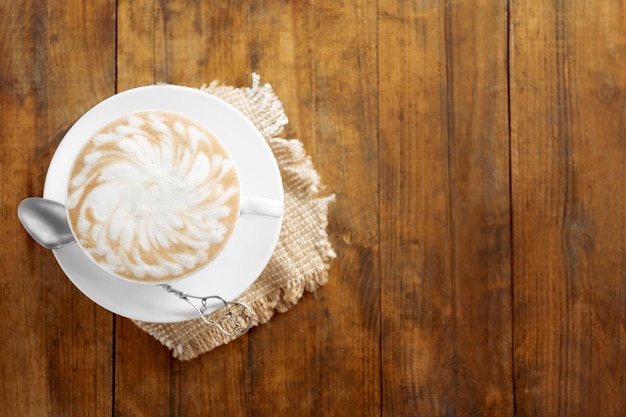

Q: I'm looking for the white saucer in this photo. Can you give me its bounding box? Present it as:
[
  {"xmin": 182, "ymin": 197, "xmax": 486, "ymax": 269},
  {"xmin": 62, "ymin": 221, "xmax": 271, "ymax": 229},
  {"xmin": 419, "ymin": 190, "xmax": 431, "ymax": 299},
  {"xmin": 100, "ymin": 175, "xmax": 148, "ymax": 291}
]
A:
[{"xmin": 43, "ymin": 85, "xmax": 284, "ymax": 323}]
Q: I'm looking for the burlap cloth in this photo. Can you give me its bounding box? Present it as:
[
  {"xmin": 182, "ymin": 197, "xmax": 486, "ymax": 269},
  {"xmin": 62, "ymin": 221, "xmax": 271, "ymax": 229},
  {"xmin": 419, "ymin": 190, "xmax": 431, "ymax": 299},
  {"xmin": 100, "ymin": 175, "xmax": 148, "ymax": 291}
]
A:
[{"xmin": 134, "ymin": 74, "xmax": 335, "ymax": 360}]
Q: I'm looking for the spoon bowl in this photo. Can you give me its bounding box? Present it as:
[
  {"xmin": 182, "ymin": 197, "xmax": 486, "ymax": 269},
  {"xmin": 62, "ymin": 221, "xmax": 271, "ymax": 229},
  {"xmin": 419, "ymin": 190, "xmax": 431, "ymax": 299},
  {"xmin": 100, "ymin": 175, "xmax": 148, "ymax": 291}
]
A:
[{"xmin": 17, "ymin": 197, "xmax": 76, "ymax": 249}]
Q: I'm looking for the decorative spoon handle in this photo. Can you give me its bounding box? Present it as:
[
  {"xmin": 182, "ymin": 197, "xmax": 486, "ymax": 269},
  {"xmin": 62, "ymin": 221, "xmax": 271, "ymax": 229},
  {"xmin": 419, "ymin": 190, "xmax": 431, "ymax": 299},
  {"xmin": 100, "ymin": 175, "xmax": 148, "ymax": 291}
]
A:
[{"xmin": 159, "ymin": 284, "xmax": 253, "ymax": 337}]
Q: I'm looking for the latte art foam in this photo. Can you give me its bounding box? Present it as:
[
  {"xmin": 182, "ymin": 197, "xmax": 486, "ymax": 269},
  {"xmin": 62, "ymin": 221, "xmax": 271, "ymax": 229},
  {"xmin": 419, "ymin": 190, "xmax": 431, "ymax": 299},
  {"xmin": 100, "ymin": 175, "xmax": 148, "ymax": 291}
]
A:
[{"xmin": 66, "ymin": 111, "xmax": 240, "ymax": 283}]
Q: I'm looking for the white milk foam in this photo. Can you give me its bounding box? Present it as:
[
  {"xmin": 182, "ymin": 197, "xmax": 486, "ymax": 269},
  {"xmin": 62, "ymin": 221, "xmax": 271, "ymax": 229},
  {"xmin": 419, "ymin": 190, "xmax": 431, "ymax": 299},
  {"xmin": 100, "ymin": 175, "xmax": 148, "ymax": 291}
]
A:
[{"xmin": 66, "ymin": 111, "xmax": 240, "ymax": 283}]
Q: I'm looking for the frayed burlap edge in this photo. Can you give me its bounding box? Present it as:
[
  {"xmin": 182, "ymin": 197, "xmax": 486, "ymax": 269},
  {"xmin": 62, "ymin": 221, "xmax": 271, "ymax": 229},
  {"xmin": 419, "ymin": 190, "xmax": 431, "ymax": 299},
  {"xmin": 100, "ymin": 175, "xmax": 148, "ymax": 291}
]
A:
[{"xmin": 133, "ymin": 74, "xmax": 335, "ymax": 360}]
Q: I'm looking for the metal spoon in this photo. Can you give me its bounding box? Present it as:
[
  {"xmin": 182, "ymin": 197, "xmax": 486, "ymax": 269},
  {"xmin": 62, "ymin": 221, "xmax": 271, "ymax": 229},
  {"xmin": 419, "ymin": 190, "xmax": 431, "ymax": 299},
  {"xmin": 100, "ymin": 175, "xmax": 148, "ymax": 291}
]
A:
[{"xmin": 17, "ymin": 197, "xmax": 253, "ymax": 337}]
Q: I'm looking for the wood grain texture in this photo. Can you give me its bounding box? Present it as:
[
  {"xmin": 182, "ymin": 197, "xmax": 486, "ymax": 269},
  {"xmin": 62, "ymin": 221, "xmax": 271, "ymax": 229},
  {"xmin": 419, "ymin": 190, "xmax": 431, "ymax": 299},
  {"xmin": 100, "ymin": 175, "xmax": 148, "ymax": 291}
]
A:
[
  {"xmin": 379, "ymin": 0, "xmax": 512, "ymax": 415},
  {"xmin": 303, "ymin": 0, "xmax": 381, "ymax": 415},
  {"xmin": 0, "ymin": 1, "xmax": 115, "ymax": 417},
  {"xmin": 3, "ymin": 0, "xmax": 626, "ymax": 415},
  {"xmin": 510, "ymin": 1, "xmax": 626, "ymax": 415}
]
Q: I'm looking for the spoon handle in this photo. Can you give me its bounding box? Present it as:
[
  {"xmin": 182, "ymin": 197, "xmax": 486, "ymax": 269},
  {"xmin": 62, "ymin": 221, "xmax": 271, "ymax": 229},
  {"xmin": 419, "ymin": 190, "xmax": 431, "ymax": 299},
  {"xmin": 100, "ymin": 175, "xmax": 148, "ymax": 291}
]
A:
[{"xmin": 159, "ymin": 284, "xmax": 253, "ymax": 337}]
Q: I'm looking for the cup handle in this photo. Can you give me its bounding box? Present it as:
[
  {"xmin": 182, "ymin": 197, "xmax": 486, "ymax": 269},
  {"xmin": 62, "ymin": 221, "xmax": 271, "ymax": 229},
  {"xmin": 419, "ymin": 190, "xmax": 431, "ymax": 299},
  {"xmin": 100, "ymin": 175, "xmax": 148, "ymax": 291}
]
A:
[{"xmin": 240, "ymin": 197, "xmax": 284, "ymax": 218}]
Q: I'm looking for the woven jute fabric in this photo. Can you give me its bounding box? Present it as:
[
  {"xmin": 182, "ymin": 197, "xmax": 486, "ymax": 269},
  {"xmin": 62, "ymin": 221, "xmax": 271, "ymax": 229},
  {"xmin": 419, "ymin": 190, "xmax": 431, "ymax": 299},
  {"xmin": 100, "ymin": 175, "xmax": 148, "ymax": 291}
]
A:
[{"xmin": 134, "ymin": 74, "xmax": 335, "ymax": 360}]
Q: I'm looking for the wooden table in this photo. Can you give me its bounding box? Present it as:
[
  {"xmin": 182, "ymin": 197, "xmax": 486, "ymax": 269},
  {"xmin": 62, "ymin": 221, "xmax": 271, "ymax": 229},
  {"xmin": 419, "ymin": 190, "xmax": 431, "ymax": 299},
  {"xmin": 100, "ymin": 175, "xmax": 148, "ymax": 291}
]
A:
[{"xmin": 2, "ymin": 1, "xmax": 626, "ymax": 416}]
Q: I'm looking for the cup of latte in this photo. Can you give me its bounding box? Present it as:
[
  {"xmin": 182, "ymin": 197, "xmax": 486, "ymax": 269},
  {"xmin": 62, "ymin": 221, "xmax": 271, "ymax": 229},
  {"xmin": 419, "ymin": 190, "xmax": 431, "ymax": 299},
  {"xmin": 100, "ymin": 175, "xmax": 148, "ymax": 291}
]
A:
[{"xmin": 65, "ymin": 110, "xmax": 282, "ymax": 284}]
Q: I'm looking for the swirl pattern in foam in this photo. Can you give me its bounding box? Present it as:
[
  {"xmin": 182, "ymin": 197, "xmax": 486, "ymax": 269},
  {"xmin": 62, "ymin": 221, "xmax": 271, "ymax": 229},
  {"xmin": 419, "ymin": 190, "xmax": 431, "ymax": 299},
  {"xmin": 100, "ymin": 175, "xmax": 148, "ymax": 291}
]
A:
[{"xmin": 66, "ymin": 110, "xmax": 241, "ymax": 283}]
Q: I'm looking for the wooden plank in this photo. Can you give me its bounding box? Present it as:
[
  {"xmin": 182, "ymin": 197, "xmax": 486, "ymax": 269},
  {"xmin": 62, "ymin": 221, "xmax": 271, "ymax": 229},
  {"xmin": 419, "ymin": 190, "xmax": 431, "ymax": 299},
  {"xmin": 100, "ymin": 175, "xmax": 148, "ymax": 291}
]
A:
[
  {"xmin": 442, "ymin": 1, "xmax": 513, "ymax": 412},
  {"xmin": 116, "ymin": 0, "xmax": 166, "ymax": 89},
  {"xmin": 304, "ymin": 1, "xmax": 381, "ymax": 415},
  {"xmin": 510, "ymin": 1, "xmax": 626, "ymax": 415},
  {"xmin": 0, "ymin": 1, "xmax": 115, "ymax": 416},
  {"xmin": 379, "ymin": 1, "xmax": 513, "ymax": 415}
]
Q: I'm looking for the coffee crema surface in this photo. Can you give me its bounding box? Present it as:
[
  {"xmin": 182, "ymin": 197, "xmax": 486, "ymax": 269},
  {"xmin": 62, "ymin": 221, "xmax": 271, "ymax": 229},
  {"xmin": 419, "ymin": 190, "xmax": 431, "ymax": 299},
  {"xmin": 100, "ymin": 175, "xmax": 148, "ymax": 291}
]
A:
[{"xmin": 66, "ymin": 110, "xmax": 241, "ymax": 283}]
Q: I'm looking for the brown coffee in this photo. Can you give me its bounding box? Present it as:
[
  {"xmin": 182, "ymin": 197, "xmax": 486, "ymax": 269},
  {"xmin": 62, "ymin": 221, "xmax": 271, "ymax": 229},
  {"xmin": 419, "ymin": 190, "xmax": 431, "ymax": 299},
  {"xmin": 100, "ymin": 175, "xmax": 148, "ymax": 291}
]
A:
[{"xmin": 66, "ymin": 110, "xmax": 241, "ymax": 283}]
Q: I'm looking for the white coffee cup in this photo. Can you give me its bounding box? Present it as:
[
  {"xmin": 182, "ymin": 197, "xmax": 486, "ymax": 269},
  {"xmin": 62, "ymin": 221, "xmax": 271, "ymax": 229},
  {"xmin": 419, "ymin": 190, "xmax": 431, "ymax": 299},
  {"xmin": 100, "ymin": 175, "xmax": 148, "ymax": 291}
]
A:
[{"xmin": 65, "ymin": 110, "xmax": 282, "ymax": 284}]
